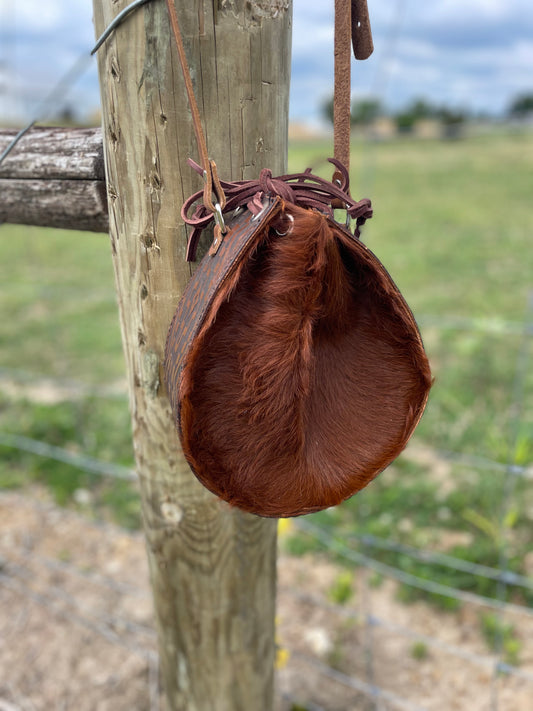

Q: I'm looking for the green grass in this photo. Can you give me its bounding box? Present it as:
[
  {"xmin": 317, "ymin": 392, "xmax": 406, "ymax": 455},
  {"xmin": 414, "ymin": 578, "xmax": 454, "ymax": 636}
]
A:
[
  {"xmin": 327, "ymin": 571, "xmax": 354, "ymax": 605},
  {"xmin": 479, "ymin": 612, "xmax": 522, "ymax": 666},
  {"xmin": 0, "ymin": 226, "xmax": 122, "ymax": 382},
  {"xmin": 410, "ymin": 641, "xmax": 430, "ymax": 661},
  {"xmin": 0, "ymin": 392, "xmax": 140, "ymax": 527},
  {"xmin": 0, "ymin": 226, "xmax": 136, "ymax": 524},
  {"xmin": 289, "ymin": 132, "xmax": 533, "ymax": 318},
  {"xmin": 1, "ymin": 131, "xmax": 533, "ymax": 628}
]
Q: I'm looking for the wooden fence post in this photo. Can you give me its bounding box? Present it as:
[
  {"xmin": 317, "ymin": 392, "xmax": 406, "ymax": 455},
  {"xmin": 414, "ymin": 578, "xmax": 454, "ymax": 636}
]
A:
[{"xmin": 91, "ymin": 1, "xmax": 291, "ymax": 709}]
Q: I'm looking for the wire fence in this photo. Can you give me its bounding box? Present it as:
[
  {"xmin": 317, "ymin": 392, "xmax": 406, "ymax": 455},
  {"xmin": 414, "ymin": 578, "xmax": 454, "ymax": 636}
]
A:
[
  {"xmin": 280, "ymin": 586, "xmax": 533, "ymax": 684},
  {"xmin": 1, "ymin": 2, "xmax": 532, "ymax": 709},
  {"xmin": 0, "ymin": 490, "xmax": 158, "ymax": 711},
  {"xmin": 0, "ymin": 296, "xmax": 532, "ymax": 711},
  {"xmin": 294, "ymin": 519, "xmax": 533, "ymax": 619},
  {"xmin": 2, "ymin": 486, "xmax": 530, "ymax": 711},
  {"xmin": 1, "ymin": 207, "xmax": 531, "ymax": 704}
]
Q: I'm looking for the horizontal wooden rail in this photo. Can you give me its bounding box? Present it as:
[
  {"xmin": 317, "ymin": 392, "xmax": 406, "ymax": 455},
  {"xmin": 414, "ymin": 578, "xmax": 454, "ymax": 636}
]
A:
[{"xmin": 0, "ymin": 127, "xmax": 108, "ymax": 233}]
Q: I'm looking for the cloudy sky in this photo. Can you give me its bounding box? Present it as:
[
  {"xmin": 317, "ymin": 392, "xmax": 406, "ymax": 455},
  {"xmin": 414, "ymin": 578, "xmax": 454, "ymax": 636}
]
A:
[{"xmin": 0, "ymin": 0, "xmax": 532, "ymax": 124}]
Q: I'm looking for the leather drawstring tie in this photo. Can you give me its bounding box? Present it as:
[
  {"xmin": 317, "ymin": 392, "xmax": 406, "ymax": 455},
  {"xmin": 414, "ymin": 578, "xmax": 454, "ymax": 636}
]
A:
[{"xmin": 183, "ymin": 159, "xmax": 373, "ymax": 261}]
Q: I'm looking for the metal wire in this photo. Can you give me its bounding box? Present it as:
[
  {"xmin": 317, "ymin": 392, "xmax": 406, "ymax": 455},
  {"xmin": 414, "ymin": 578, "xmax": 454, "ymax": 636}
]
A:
[
  {"xmin": 0, "ymin": 432, "xmax": 136, "ymax": 481},
  {"xmin": 0, "ymin": 572, "xmax": 152, "ymax": 660},
  {"xmin": 291, "ymin": 651, "xmax": 430, "ymax": 711},
  {"xmin": 432, "ymin": 448, "xmax": 533, "ymax": 481},
  {"xmin": 0, "ymin": 53, "xmax": 93, "ymax": 169},
  {"xmin": 91, "ymin": 0, "xmax": 155, "ymax": 55},
  {"xmin": 9, "ymin": 1, "xmax": 531, "ymax": 708},
  {"xmin": 294, "ymin": 520, "xmax": 533, "ymax": 618},
  {"xmin": 2, "ymin": 544, "xmax": 148, "ymax": 598},
  {"xmin": 3, "ymin": 369, "xmax": 532, "ymax": 483},
  {"xmin": 4, "ymin": 490, "xmax": 533, "ymax": 711},
  {"xmin": 281, "ymin": 587, "xmax": 533, "ymax": 685},
  {"xmin": 3, "ymin": 558, "xmax": 156, "ymax": 642},
  {"xmin": 0, "ymin": 572, "xmax": 159, "ymax": 711},
  {"xmin": 360, "ymin": 535, "xmax": 381, "ymax": 711},
  {"xmin": 343, "ymin": 531, "xmax": 533, "ymax": 591},
  {"xmin": 0, "ymin": 0, "xmax": 156, "ymax": 173},
  {"xmin": 0, "ymin": 494, "xmax": 158, "ymax": 709},
  {"xmin": 417, "ymin": 314, "xmax": 527, "ymax": 336},
  {"xmin": 11, "ymin": 535, "xmax": 533, "ymax": 704},
  {"xmin": 0, "ymin": 121, "xmax": 36, "ymax": 165},
  {"xmin": 490, "ymin": 293, "xmax": 533, "ymax": 711}
]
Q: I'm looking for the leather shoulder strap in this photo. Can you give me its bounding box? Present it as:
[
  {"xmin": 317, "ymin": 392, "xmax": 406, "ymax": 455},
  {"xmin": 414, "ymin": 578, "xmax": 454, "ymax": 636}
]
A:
[
  {"xmin": 334, "ymin": 0, "xmax": 373, "ymax": 173},
  {"xmin": 165, "ymin": 0, "xmax": 226, "ymax": 213}
]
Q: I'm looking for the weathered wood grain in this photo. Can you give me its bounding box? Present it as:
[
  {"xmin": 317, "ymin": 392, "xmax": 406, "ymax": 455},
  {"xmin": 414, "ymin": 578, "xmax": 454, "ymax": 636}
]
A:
[
  {"xmin": 0, "ymin": 178, "xmax": 108, "ymax": 232},
  {"xmin": 0, "ymin": 127, "xmax": 104, "ymax": 180},
  {"xmin": 0, "ymin": 127, "xmax": 108, "ymax": 232},
  {"xmin": 92, "ymin": 1, "xmax": 291, "ymax": 709}
]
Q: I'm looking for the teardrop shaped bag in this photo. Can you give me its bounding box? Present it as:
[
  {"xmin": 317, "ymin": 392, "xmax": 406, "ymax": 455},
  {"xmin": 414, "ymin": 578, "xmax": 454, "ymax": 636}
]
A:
[{"xmin": 164, "ymin": 0, "xmax": 432, "ymax": 517}]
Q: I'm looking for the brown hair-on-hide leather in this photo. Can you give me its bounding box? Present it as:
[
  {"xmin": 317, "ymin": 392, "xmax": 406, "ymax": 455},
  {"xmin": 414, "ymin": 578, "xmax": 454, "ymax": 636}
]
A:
[{"xmin": 176, "ymin": 202, "xmax": 431, "ymax": 518}]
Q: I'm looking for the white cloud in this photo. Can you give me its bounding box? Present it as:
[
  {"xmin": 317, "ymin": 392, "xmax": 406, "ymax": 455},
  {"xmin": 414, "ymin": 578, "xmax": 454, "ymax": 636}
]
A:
[
  {"xmin": 1, "ymin": 0, "xmax": 532, "ymax": 123},
  {"xmin": 3, "ymin": 0, "xmax": 64, "ymax": 32},
  {"xmin": 417, "ymin": 0, "xmax": 507, "ymax": 23}
]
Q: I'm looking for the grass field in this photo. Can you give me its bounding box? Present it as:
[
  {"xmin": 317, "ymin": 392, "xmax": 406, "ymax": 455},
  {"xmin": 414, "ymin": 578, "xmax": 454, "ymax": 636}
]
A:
[{"xmin": 1, "ymin": 130, "xmax": 532, "ymax": 618}]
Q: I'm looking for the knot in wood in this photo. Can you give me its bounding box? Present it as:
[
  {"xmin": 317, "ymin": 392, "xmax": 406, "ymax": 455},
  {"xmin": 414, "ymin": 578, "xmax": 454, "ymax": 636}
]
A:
[{"xmin": 160, "ymin": 500, "xmax": 183, "ymax": 525}]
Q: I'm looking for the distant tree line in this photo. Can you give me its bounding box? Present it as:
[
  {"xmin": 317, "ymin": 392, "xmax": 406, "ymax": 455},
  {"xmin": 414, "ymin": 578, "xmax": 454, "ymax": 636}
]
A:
[
  {"xmin": 322, "ymin": 91, "xmax": 533, "ymax": 130},
  {"xmin": 508, "ymin": 93, "xmax": 533, "ymax": 118}
]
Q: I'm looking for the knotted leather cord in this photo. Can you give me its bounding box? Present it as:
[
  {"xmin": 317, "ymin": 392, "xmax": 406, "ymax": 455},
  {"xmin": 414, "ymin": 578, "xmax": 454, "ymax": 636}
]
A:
[
  {"xmin": 165, "ymin": 0, "xmax": 373, "ymax": 260},
  {"xmin": 184, "ymin": 158, "xmax": 373, "ymax": 261}
]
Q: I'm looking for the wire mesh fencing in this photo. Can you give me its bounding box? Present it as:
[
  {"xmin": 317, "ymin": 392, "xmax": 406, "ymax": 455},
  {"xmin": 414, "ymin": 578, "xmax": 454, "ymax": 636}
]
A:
[{"xmin": 0, "ymin": 300, "xmax": 532, "ymax": 710}]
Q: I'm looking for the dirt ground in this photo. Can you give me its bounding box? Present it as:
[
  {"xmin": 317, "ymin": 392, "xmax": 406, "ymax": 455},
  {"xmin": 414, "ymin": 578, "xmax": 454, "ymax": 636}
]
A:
[{"xmin": 1, "ymin": 489, "xmax": 532, "ymax": 711}]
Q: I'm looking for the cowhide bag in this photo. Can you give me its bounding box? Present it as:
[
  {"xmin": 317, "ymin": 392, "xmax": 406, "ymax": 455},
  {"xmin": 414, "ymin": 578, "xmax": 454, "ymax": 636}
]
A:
[{"xmin": 164, "ymin": 0, "xmax": 432, "ymax": 517}]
